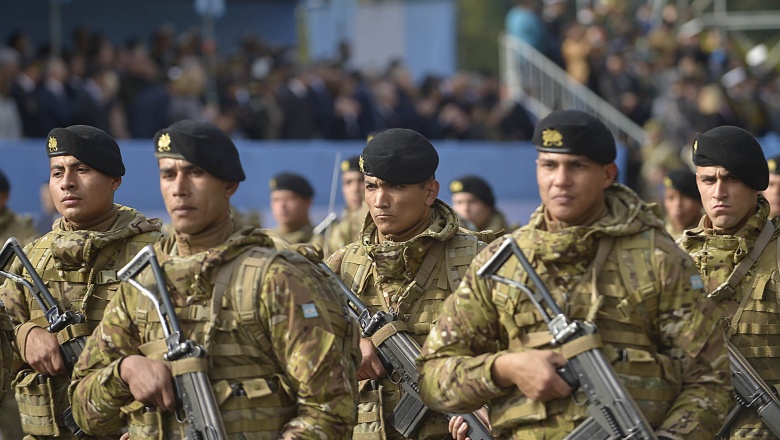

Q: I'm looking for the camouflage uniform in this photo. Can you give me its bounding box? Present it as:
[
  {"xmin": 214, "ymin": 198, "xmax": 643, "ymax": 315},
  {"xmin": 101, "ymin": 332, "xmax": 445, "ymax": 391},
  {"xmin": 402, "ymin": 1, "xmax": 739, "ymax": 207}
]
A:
[
  {"xmin": 481, "ymin": 210, "xmax": 518, "ymax": 235},
  {"xmin": 679, "ymin": 195, "xmax": 780, "ymax": 439},
  {"xmin": 418, "ymin": 184, "xmax": 730, "ymax": 440},
  {"xmin": 0, "ymin": 205, "xmax": 162, "ymax": 440},
  {"xmin": 327, "ymin": 205, "xmax": 369, "ymax": 256},
  {"xmin": 328, "ymin": 199, "xmax": 486, "ymax": 440},
  {"xmin": 0, "ymin": 207, "xmax": 40, "ymax": 246},
  {"xmin": 70, "ymin": 224, "xmax": 358, "ymax": 439},
  {"xmin": 274, "ymin": 223, "xmax": 324, "ymax": 249}
]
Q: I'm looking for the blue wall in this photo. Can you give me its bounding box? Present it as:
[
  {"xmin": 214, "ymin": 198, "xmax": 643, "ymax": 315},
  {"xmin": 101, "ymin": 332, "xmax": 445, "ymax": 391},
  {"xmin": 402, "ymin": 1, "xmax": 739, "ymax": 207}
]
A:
[{"xmin": 0, "ymin": 139, "xmax": 631, "ymax": 229}]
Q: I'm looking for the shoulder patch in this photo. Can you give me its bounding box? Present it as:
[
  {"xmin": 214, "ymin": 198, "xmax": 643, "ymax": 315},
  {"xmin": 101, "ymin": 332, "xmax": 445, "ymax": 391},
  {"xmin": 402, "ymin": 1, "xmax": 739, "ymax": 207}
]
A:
[
  {"xmin": 302, "ymin": 302, "xmax": 319, "ymax": 318},
  {"xmin": 690, "ymin": 274, "xmax": 704, "ymax": 291}
]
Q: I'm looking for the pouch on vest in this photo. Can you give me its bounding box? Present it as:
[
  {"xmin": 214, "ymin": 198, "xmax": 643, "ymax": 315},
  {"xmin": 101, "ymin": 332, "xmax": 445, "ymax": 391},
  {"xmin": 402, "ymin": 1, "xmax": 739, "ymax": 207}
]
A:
[
  {"xmin": 14, "ymin": 369, "xmax": 61, "ymax": 437},
  {"xmin": 121, "ymin": 400, "xmax": 164, "ymax": 440},
  {"xmin": 353, "ymin": 380, "xmax": 387, "ymax": 440}
]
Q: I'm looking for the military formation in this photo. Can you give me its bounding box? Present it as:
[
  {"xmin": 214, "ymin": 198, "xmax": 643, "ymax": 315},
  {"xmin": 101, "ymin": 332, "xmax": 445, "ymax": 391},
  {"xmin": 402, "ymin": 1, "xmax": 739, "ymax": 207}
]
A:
[{"xmin": 0, "ymin": 109, "xmax": 777, "ymax": 440}]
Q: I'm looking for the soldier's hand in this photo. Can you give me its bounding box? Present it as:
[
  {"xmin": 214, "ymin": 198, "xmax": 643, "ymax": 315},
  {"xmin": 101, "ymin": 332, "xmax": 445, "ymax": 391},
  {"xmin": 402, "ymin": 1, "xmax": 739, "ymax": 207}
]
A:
[
  {"xmin": 449, "ymin": 408, "xmax": 491, "ymax": 440},
  {"xmin": 357, "ymin": 338, "xmax": 387, "ymax": 380},
  {"xmin": 491, "ymin": 350, "xmax": 572, "ymax": 402},
  {"xmin": 119, "ymin": 434, "xmax": 130, "ymax": 440},
  {"xmin": 25, "ymin": 326, "xmax": 66, "ymax": 376},
  {"xmin": 120, "ymin": 355, "xmax": 176, "ymax": 413}
]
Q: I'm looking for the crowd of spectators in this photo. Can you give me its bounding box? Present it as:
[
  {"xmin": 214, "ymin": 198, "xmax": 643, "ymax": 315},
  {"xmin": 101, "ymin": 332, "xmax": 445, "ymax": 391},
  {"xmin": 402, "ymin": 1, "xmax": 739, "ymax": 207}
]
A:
[{"xmin": 1, "ymin": 1, "xmax": 780, "ymax": 199}]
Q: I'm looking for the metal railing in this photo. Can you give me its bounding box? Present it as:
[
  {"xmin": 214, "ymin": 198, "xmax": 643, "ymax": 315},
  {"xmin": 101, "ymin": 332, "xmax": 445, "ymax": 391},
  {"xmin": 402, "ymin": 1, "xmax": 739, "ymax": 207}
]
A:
[{"xmin": 499, "ymin": 33, "xmax": 646, "ymax": 147}]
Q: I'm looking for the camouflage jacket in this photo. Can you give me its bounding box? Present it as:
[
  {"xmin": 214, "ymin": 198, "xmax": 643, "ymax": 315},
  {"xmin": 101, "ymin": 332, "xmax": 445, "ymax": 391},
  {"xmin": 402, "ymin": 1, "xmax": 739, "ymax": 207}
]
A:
[
  {"xmin": 0, "ymin": 207, "xmax": 40, "ymax": 247},
  {"xmin": 325, "ymin": 205, "xmax": 368, "ymax": 257},
  {"xmin": 678, "ymin": 196, "xmax": 780, "ymax": 439},
  {"xmin": 328, "ymin": 199, "xmax": 485, "ymax": 439},
  {"xmin": 418, "ymin": 184, "xmax": 730, "ymax": 440},
  {"xmin": 70, "ymin": 224, "xmax": 358, "ymax": 439},
  {"xmin": 273, "ymin": 223, "xmax": 324, "ymax": 249}
]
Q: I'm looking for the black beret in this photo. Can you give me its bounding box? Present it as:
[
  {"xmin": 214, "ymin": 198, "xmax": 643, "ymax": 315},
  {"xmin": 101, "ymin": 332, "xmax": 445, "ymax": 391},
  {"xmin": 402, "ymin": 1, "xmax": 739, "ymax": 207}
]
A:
[
  {"xmin": 47, "ymin": 125, "xmax": 125, "ymax": 177},
  {"xmin": 341, "ymin": 156, "xmax": 361, "ymax": 173},
  {"xmin": 450, "ymin": 175, "xmax": 495, "ymax": 207},
  {"xmin": 0, "ymin": 169, "xmax": 8, "ymax": 193},
  {"xmin": 360, "ymin": 128, "xmax": 438, "ymax": 184},
  {"xmin": 691, "ymin": 125, "xmax": 767, "ymax": 191},
  {"xmin": 532, "ymin": 109, "xmax": 616, "ymax": 164},
  {"xmin": 664, "ymin": 168, "xmax": 700, "ymax": 202},
  {"xmin": 768, "ymin": 155, "xmax": 780, "ymax": 175},
  {"xmin": 154, "ymin": 119, "xmax": 245, "ymax": 182},
  {"xmin": 269, "ymin": 172, "xmax": 314, "ymax": 198}
]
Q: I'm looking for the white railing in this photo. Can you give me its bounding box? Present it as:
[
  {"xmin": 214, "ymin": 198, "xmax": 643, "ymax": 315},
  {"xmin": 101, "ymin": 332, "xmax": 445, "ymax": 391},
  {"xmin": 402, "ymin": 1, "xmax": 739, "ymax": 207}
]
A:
[{"xmin": 499, "ymin": 33, "xmax": 646, "ymax": 147}]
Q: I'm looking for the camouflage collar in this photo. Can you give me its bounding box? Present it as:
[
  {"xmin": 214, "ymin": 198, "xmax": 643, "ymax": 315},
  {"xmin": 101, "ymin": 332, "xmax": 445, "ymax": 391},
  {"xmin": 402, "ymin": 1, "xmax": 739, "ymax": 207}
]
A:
[{"xmin": 0, "ymin": 208, "xmax": 14, "ymax": 230}]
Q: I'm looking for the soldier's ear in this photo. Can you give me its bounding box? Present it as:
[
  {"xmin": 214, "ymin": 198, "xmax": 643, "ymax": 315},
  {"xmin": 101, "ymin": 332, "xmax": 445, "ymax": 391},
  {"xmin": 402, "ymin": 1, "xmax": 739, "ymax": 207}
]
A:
[
  {"xmin": 425, "ymin": 179, "xmax": 440, "ymax": 206},
  {"xmin": 603, "ymin": 163, "xmax": 618, "ymax": 188},
  {"xmin": 225, "ymin": 181, "xmax": 239, "ymax": 198},
  {"xmin": 111, "ymin": 176, "xmax": 122, "ymax": 192}
]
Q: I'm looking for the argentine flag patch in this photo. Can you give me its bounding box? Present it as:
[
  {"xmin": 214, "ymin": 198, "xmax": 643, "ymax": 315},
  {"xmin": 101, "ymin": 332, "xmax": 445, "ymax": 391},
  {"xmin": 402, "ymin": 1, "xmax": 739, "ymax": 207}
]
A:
[
  {"xmin": 690, "ymin": 275, "xmax": 704, "ymax": 290},
  {"xmin": 302, "ymin": 303, "xmax": 319, "ymax": 318}
]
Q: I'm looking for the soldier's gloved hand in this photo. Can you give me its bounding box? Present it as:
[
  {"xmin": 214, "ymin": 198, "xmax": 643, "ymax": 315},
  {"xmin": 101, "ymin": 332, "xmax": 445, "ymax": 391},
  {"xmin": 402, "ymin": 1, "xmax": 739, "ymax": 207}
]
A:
[
  {"xmin": 449, "ymin": 408, "xmax": 491, "ymax": 440},
  {"xmin": 357, "ymin": 338, "xmax": 387, "ymax": 380},
  {"xmin": 491, "ymin": 349, "xmax": 572, "ymax": 402},
  {"xmin": 119, "ymin": 355, "xmax": 176, "ymax": 413},
  {"xmin": 25, "ymin": 326, "xmax": 66, "ymax": 376}
]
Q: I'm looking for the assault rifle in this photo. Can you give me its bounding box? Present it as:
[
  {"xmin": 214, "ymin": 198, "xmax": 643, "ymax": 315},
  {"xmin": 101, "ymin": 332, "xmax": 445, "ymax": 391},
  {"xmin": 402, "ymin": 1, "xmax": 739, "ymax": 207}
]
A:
[
  {"xmin": 717, "ymin": 340, "xmax": 780, "ymax": 438},
  {"xmin": 298, "ymin": 247, "xmax": 493, "ymax": 440},
  {"xmin": 477, "ymin": 237, "xmax": 658, "ymax": 440},
  {"xmin": 0, "ymin": 237, "xmax": 85, "ymax": 437},
  {"xmin": 118, "ymin": 244, "xmax": 227, "ymax": 440}
]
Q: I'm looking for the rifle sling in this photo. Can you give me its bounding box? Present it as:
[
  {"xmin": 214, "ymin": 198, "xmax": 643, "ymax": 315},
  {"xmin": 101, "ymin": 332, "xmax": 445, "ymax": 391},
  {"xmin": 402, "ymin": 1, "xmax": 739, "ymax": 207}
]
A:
[
  {"xmin": 710, "ymin": 220, "xmax": 775, "ymax": 303},
  {"xmin": 171, "ymin": 357, "xmax": 208, "ymax": 377},
  {"xmin": 370, "ymin": 320, "xmax": 411, "ymax": 348},
  {"xmin": 561, "ymin": 333, "xmax": 603, "ymax": 360}
]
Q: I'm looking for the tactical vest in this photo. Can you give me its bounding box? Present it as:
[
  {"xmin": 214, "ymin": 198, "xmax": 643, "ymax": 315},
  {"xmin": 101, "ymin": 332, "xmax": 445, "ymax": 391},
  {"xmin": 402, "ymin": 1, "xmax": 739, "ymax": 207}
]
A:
[
  {"xmin": 488, "ymin": 229, "xmax": 685, "ymax": 437},
  {"xmin": 717, "ymin": 234, "xmax": 780, "ymax": 439},
  {"xmin": 124, "ymin": 246, "xmax": 357, "ymax": 439},
  {"xmin": 339, "ymin": 232, "xmax": 483, "ymax": 440},
  {"xmin": 13, "ymin": 230, "xmax": 161, "ymax": 439},
  {"xmin": 0, "ymin": 301, "xmax": 13, "ymax": 405}
]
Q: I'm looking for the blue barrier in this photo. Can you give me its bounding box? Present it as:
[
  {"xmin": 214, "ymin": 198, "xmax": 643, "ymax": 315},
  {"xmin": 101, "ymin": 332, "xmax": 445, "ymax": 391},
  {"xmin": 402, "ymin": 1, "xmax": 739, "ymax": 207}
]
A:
[{"xmin": 0, "ymin": 139, "xmax": 628, "ymax": 228}]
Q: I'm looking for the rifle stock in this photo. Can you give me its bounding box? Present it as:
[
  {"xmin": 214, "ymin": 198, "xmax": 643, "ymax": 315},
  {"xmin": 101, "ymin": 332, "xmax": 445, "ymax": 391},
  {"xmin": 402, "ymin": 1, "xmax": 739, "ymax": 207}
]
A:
[
  {"xmin": 118, "ymin": 244, "xmax": 227, "ymax": 440},
  {"xmin": 0, "ymin": 237, "xmax": 86, "ymax": 437},
  {"xmin": 298, "ymin": 247, "xmax": 494, "ymax": 440},
  {"xmin": 477, "ymin": 237, "xmax": 658, "ymax": 440}
]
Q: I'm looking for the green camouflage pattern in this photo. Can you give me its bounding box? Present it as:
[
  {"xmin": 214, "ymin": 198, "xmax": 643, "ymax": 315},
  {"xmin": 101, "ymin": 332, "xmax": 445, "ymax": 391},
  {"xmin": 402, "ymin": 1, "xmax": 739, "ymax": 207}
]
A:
[
  {"xmin": 325, "ymin": 205, "xmax": 368, "ymax": 257},
  {"xmin": 679, "ymin": 195, "xmax": 780, "ymax": 439},
  {"xmin": 0, "ymin": 207, "xmax": 41, "ymax": 247},
  {"xmin": 328, "ymin": 199, "xmax": 484, "ymax": 440},
  {"xmin": 479, "ymin": 210, "xmax": 519, "ymax": 235},
  {"xmin": 273, "ymin": 223, "xmax": 324, "ymax": 249},
  {"xmin": 0, "ymin": 204, "xmax": 162, "ymax": 440},
  {"xmin": 418, "ymin": 184, "xmax": 730, "ymax": 440},
  {"xmin": 0, "ymin": 300, "xmax": 13, "ymax": 404},
  {"xmin": 69, "ymin": 225, "xmax": 358, "ymax": 439}
]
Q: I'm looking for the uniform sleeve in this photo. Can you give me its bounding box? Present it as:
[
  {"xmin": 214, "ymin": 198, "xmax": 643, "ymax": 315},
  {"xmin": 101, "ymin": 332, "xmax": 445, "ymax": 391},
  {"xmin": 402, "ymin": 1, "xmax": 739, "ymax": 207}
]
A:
[
  {"xmin": 68, "ymin": 284, "xmax": 142, "ymax": 436},
  {"xmin": 262, "ymin": 259, "xmax": 357, "ymax": 439},
  {"xmin": 0, "ymin": 250, "xmax": 38, "ymax": 364},
  {"xmin": 417, "ymin": 241, "xmax": 512, "ymax": 413},
  {"xmin": 652, "ymin": 241, "xmax": 731, "ymax": 439}
]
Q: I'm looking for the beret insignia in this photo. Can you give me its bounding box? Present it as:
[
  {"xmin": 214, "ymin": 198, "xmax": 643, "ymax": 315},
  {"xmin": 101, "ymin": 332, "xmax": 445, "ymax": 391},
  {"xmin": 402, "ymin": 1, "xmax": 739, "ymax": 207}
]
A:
[
  {"xmin": 663, "ymin": 176, "xmax": 673, "ymax": 188},
  {"xmin": 359, "ymin": 155, "xmax": 365, "ymax": 173},
  {"xmin": 341, "ymin": 160, "xmax": 349, "ymax": 172},
  {"xmin": 269, "ymin": 178, "xmax": 277, "ymax": 190},
  {"xmin": 48, "ymin": 136, "xmax": 58, "ymax": 153},
  {"xmin": 157, "ymin": 133, "xmax": 171, "ymax": 152},
  {"xmin": 693, "ymin": 139, "xmax": 698, "ymax": 154},
  {"xmin": 541, "ymin": 129, "xmax": 563, "ymax": 148},
  {"xmin": 770, "ymin": 159, "xmax": 777, "ymax": 173},
  {"xmin": 450, "ymin": 180, "xmax": 463, "ymax": 192}
]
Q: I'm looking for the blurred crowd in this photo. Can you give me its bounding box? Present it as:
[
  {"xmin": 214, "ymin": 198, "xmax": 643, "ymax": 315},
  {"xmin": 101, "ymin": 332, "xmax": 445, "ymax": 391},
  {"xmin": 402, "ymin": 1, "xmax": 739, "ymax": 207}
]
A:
[{"xmin": 1, "ymin": 1, "xmax": 780, "ymax": 200}]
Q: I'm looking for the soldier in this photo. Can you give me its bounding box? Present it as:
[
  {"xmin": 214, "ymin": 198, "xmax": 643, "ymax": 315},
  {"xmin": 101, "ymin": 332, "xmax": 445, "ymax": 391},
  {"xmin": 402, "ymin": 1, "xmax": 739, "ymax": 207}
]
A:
[
  {"xmin": 662, "ymin": 167, "xmax": 702, "ymax": 240},
  {"xmin": 678, "ymin": 126, "xmax": 780, "ymax": 439},
  {"xmin": 449, "ymin": 175, "xmax": 518, "ymax": 233},
  {"xmin": 0, "ymin": 168, "xmax": 40, "ymax": 245},
  {"xmin": 327, "ymin": 128, "xmax": 488, "ymax": 440},
  {"xmin": 0, "ymin": 125, "xmax": 163, "ymax": 440},
  {"xmin": 763, "ymin": 154, "xmax": 780, "ymax": 218},
  {"xmin": 325, "ymin": 155, "xmax": 368, "ymax": 256},
  {"xmin": 418, "ymin": 110, "xmax": 730, "ymax": 440},
  {"xmin": 69, "ymin": 119, "xmax": 358, "ymax": 438},
  {"xmin": 269, "ymin": 171, "xmax": 324, "ymax": 248}
]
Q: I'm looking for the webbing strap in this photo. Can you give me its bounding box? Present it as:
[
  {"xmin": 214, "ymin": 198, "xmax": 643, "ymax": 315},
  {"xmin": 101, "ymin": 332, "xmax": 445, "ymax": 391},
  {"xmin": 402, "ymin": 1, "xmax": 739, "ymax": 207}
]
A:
[
  {"xmin": 171, "ymin": 357, "xmax": 208, "ymax": 377},
  {"xmin": 369, "ymin": 320, "xmax": 410, "ymax": 347},
  {"xmin": 55, "ymin": 322, "xmax": 90, "ymax": 344},
  {"xmin": 712, "ymin": 220, "xmax": 775, "ymax": 302},
  {"xmin": 561, "ymin": 333, "xmax": 602, "ymax": 360},
  {"xmin": 396, "ymin": 240, "xmax": 445, "ymax": 317}
]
